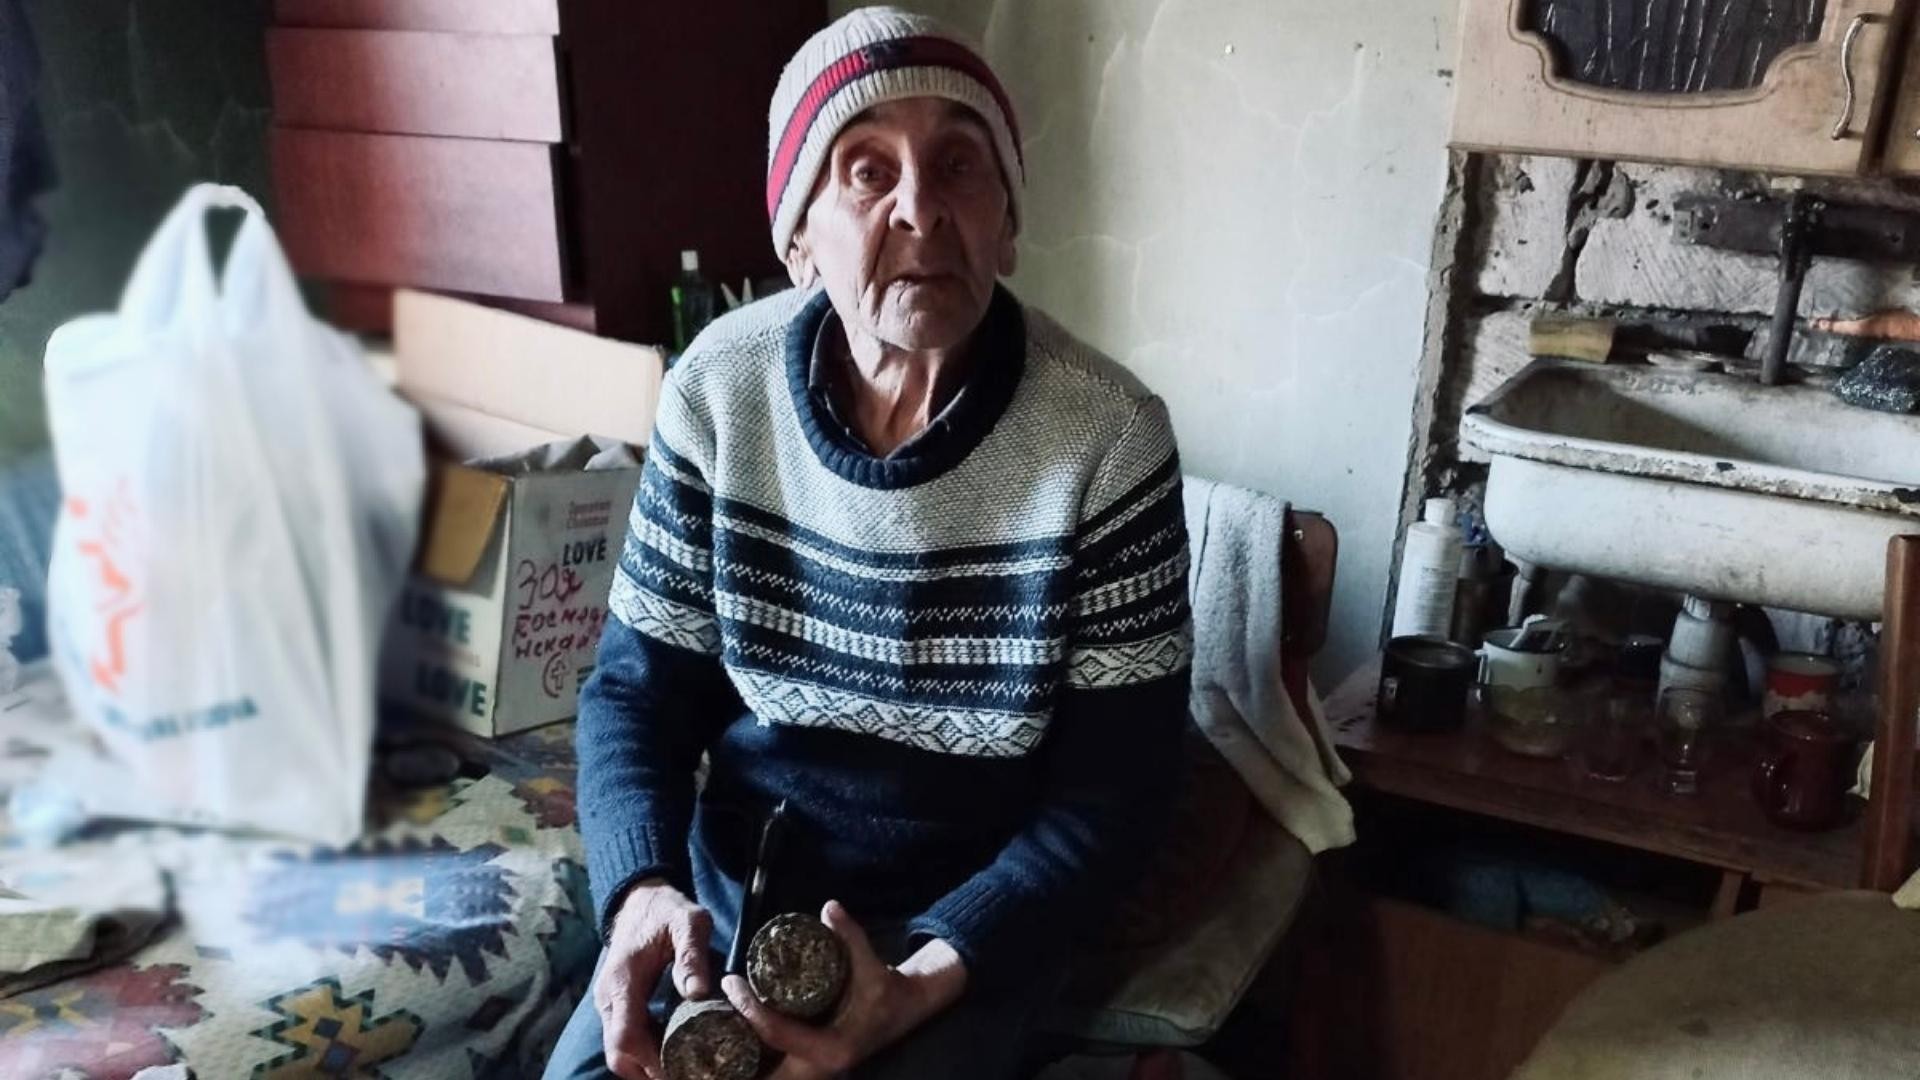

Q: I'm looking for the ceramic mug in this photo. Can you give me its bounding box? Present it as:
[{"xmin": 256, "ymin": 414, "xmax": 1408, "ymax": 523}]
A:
[
  {"xmin": 1753, "ymin": 709, "xmax": 1857, "ymax": 831},
  {"xmin": 1763, "ymin": 652, "xmax": 1842, "ymax": 721},
  {"xmin": 1479, "ymin": 623, "xmax": 1565, "ymax": 690},
  {"xmin": 1379, "ymin": 635, "xmax": 1478, "ymax": 733}
]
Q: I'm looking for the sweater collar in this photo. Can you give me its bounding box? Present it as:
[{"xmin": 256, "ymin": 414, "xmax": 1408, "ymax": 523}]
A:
[
  {"xmin": 785, "ymin": 285, "xmax": 1026, "ymax": 490},
  {"xmin": 806, "ymin": 309, "xmax": 964, "ymax": 461}
]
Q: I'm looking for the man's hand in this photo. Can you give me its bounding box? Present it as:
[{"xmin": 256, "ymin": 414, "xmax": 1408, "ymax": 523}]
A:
[
  {"xmin": 723, "ymin": 900, "xmax": 968, "ymax": 1080},
  {"xmin": 596, "ymin": 878, "xmax": 715, "ymax": 1080}
]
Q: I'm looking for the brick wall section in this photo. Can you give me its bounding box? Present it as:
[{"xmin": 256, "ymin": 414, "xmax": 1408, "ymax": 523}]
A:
[{"xmin": 1390, "ymin": 151, "xmax": 1920, "ymax": 644}]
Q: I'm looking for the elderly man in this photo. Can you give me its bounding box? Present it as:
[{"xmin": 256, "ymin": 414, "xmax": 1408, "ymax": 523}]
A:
[{"xmin": 546, "ymin": 7, "xmax": 1192, "ymax": 1079}]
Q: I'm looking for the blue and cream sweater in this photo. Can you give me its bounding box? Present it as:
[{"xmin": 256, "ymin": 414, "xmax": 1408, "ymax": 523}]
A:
[{"xmin": 575, "ymin": 285, "xmax": 1193, "ymax": 991}]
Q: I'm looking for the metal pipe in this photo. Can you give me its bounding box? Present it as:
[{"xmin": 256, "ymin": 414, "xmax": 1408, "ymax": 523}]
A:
[
  {"xmin": 1763, "ymin": 263, "xmax": 1805, "ymax": 385},
  {"xmin": 1763, "ymin": 194, "xmax": 1816, "ymax": 387}
]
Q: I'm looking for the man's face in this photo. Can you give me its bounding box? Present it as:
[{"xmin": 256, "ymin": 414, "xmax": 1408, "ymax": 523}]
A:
[{"xmin": 790, "ymin": 97, "xmax": 1015, "ymax": 352}]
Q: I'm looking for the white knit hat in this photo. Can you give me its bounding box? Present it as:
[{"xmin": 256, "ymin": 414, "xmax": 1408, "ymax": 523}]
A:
[{"xmin": 766, "ymin": 6, "xmax": 1024, "ymax": 258}]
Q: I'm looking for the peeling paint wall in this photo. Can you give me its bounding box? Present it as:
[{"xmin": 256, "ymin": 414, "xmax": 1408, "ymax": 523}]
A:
[
  {"xmin": 836, "ymin": 0, "xmax": 1463, "ymax": 682},
  {"xmin": 0, "ymin": 0, "xmax": 273, "ymax": 467}
]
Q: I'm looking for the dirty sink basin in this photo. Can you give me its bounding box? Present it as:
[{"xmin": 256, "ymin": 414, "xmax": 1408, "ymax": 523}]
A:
[{"xmin": 1460, "ymin": 361, "xmax": 1920, "ymax": 620}]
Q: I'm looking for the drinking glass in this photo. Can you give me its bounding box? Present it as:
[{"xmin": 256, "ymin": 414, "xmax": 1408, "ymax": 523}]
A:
[
  {"xmin": 1657, "ymin": 687, "xmax": 1722, "ymax": 796},
  {"xmin": 1584, "ymin": 693, "xmax": 1648, "ymax": 782}
]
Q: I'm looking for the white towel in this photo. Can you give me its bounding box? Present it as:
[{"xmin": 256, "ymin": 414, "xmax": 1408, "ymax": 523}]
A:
[{"xmin": 1184, "ymin": 477, "xmax": 1355, "ymax": 854}]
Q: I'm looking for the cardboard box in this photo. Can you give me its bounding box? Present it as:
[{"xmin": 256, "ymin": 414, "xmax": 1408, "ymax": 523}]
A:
[
  {"xmin": 393, "ymin": 288, "xmax": 661, "ymax": 447},
  {"xmin": 382, "ymin": 447, "xmax": 641, "ymax": 736},
  {"xmin": 379, "ymin": 292, "xmax": 665, "ymax": 736}
]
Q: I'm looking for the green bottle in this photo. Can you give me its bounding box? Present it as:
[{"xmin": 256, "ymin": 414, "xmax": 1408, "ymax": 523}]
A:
[{"xmin": 670, "ymin": 249, "xmax": 716, "ymax": 354}]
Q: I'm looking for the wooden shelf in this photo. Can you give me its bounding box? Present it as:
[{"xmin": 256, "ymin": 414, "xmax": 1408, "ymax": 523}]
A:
[{"xmin": 1327, "ymin": 658, "xmax": 1882, "ymax": 891}]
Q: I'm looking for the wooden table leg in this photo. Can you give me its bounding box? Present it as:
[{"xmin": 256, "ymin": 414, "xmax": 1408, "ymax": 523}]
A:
[
  {"xmin": 1862, "ymin": 536, "xmax": 1920, "ymax": 891},
  {"xmin": 1709, "ymin": 869, "xmax": 1748, "ymax": 920}
]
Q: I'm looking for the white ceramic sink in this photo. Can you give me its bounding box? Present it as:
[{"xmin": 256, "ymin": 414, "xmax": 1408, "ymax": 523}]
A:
[{"xmin": 1460, "ymin": 361, "xmax": 1920, "ymax": 620}]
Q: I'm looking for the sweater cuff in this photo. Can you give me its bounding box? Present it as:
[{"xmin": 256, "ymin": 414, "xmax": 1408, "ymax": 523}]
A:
[
  {"xmin": 586, "ymin": 821, "xmax": 689, "ymax": 941},
  {"xmin": 907, "ymin": 876, "xmax": 1028, "ymax": 992}
]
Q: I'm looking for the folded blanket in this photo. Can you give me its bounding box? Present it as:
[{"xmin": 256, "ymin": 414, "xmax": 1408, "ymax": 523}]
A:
[
  {"xmin": 1183, "ymin": 477, "xmax": 1354, "ymax": 854},
  {"xmin": 0, "ymin": 845, "xmax": 172, "ymax": 996}
]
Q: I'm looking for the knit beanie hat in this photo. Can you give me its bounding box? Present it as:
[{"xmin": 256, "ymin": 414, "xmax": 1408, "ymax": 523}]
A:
[{"xmin": 766, "ymin": 6, "xmax": 1024, "ymax": 258}]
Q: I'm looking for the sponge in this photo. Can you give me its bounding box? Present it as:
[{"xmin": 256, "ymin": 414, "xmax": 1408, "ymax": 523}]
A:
[
  {"xmin": 1529, "ymin": 316, "xmax": 1615, "ymax": 364},
  {"xmin": 1835, "ymin": 345, "xmax": 1920, "ymax": 414}
]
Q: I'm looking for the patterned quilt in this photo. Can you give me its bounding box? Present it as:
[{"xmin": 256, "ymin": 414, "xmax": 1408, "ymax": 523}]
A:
[{"xmin": 0, "ymin": 674, "xmax": 594, "ymax": 1080}]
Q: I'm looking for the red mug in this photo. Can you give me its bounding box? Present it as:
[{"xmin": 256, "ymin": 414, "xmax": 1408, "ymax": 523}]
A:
[
  {"xmin": 1763, "ymin": 652, "xmax": 1841, "ymax": 720},
  {"xmin": 1752, "ymin": 710, "xmax": 1857, "ymax": 831}
]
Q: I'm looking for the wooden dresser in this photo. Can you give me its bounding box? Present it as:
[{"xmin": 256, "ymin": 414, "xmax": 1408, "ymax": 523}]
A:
[{"xmin": 266, "ymin": 0, "xmax": 824, "ymax": 344}]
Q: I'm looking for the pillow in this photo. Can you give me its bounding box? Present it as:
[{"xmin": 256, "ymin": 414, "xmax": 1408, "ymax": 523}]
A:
[{"xmin": 1516, "ymin": 892, "xmax": 1920, "ymax": 1080}]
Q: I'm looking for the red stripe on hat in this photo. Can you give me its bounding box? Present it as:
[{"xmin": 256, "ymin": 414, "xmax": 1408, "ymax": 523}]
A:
[{"xmin": 766, "ymin": 35, "xmax": 1025, "ymax": 225}]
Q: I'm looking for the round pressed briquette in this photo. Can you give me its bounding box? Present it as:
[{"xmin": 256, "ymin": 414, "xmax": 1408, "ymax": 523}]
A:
[
  {"xmin": 746, "ymin": 913, "xmax": 851, "ymax": 1021},
  {"xmin": 660, "ymin": 998, "xmax": 760, "ymax": 1080}
]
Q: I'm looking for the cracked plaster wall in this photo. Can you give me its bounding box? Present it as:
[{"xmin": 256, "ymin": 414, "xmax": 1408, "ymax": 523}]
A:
[
  {"xmin": 839, "ymin": 0, "xmax": 1462, "ymax": 682},
  {"xmin": 0, "ymin": 0, "xmax": 272, "ymax": 467}
]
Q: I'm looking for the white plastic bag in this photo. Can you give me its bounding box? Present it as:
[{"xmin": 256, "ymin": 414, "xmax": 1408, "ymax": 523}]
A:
[{"xmin": 40, "ymin": 184, "xmax": 424, "ymax": 844}]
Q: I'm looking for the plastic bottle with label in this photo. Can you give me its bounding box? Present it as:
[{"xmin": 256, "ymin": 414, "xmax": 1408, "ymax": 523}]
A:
[{"xmin": 1392, "ymin": 497, "xmax": 1462, "ymax": 640}]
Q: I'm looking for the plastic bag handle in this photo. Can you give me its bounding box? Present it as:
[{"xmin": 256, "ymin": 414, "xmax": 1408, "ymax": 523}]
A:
[
  {"xmin": 117, "ymin": 184, "xmax": 267, "ymax": 336},
  {"xmin": 219, "ymin": 201, "xmax": 309, "ymax": 336}
]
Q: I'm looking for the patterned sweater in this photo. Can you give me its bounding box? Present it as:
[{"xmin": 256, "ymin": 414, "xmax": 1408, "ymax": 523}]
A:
[{"xmin": 575, "ymin": 285, "xmax": 1193, "ymax": 991}]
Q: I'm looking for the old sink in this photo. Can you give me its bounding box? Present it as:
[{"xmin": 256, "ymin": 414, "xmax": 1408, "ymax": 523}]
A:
[{"xmin": 1460, "ymin": 361, "xmax": 1920, "ymax": 621}]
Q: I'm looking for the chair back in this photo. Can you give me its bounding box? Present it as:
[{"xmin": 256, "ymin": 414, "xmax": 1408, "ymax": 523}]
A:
[
  {"xmin": 1280, "ymin": 508, "xmax": 1338, "ymax": 707},
  {"xmin": 1055, "ymin": 506, "xmax": 1340, "ymax": 1052}
]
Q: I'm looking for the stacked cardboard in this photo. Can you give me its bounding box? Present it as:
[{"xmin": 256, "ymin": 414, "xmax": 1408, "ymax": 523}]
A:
[{"xmin": 380, "ymin": 290, "xmax": 664, "ymax": 736}]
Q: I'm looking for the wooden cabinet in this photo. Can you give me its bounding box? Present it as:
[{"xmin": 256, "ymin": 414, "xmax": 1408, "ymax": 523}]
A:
[
  {"xmin": 266, "ymin": 0, "xmax": 825, "ymax": 344},
  {"xmin": 273, "ymin": 0, "xmax": 560, "ymax": 35},
  {"xmin": 1289, "ymin": 892, "xmax": 1616, "ymax": 1080},
  {"xmin": 268, "ymin": 29, "xmax": 566, "ymax": 142},
  {"xmin": 1452, "ymin": 0, "xmax": 1917, "ymax": 177},
  {"xmin": 272, "ymin": 130, "xmax": 569, "ymax": 301},
  {"xmin": 1876, "ymin": 13, "xmax": 1920, "ymax": 170}
]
